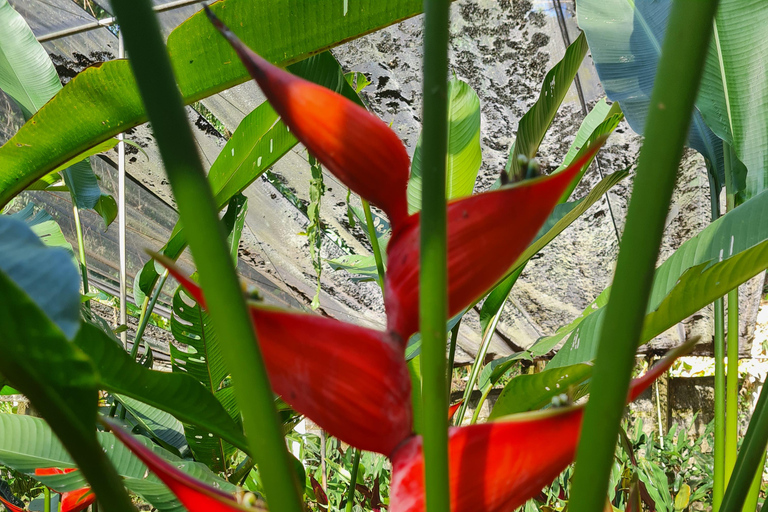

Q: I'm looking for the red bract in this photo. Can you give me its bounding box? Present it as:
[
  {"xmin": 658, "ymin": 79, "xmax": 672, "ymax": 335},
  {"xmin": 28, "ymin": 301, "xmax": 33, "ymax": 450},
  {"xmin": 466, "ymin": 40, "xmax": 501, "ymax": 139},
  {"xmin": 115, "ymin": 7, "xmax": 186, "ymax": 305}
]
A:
[
  {"xmin": 388, "ymin": 340, "xmax": 694, "ymax": 512},
  {"xmin": 385, "ymin": 143, "xmax": 604, "ymax": 340},
  {"xmin": 0, "ymin": 497, "xmax": 23, "ymax": 512},
  {"xmin": 157, "ymin": 256, "xmax": 413, "ymax": 456},
  {"xmin": 204, "ymin": 7, "xmax": 411, "ymax": 230},
  {"xmin": 34, "ymin": 469, "xmax": 95, "ymax": 512},
  {"xmin": 104, "ymin": 420, "xmax": 258, "ymax": 512}
]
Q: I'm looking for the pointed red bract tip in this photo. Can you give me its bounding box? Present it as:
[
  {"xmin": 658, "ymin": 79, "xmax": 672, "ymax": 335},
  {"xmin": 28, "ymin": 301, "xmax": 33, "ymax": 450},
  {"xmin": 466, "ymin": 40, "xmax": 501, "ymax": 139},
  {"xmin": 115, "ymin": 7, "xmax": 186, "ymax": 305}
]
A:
[
  {"xmin": 448, "ymin": 400, "xmax": 464, "ymax": 421},
  {"xmin": 390, "ymin": 343, "xmax": 691, "ymax": 512},
  {"xmin": 34, "ymin": 468, "xmax": 94, "ymax": 512},
  {"xmin": 153, "ymin": 257, "xmax": 413, "ymax": 455},
  {"xmin": 385, "ymin": 142, "xmax": 604, "ymax": 340},
  {"xmin": 391, "ymin": 408, "xmax": 583, "ymax": 512},
  {"xmin": 206, "ymin": 8, "xmax": 411, "ymax": 229},
  {"xmin": 105, "ymin": 420, "xmax": 254, "ymax": 512},
  {"xmin": 250, "ymin": 306, "xmax": 413, "ymax": 455}
]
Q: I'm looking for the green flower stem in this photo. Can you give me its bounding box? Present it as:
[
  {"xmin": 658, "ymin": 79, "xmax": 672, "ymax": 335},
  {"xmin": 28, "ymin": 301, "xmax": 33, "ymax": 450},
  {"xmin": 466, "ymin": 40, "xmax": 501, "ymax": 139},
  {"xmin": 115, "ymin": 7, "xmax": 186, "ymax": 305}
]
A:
[
  {"xmin": 725, "ymin": 285, "xmax": 739, "ymax": 483},
  {"xmin": 469, "ymin": 383, "xmax": 493, "ymax": 425},
  {"xmin": 44, "ymin": 487, "xmax": 51, "ymax": 512},
  {"xmin": 446, "ymin": 319, "xmax": 461, "ymax": 399},
  {"xmin": 710, "ymin": 170, "xmax": 726, "ymax": 511},
  {"xmin": 344, "ymin": 448, "xmax": 361, "ymax": 512},
  {"xmin": 455, "ymin": 302, "xmax": 504, "ymax": 426},
  {"xmin": 361, "ymin": 199, "xmax": 386, "ymax": 296},
  {"xmin": 72, "ymin": 206, "xmax": 90, "ymax": 310},
  {"xmin": 129, "ymin": 270, "xmax": 169, "ymax": 360},
  {"xmin": 110, "ymin": 2, "xmax": 303, "ymax": 511},
  {"xmin": 567, "ymin": 2, "xmax": 719, "ymax": 511},
  {"xmin": 420, "ymin": 0, "xmax": 452, "ymax": 510},
  {"xmin": 724, "ymin": 142, "xmax": 740, "ymax": 485},
  {"xmin": 721, "ymin": 379, "xmax": 768, "ymax": 512}
]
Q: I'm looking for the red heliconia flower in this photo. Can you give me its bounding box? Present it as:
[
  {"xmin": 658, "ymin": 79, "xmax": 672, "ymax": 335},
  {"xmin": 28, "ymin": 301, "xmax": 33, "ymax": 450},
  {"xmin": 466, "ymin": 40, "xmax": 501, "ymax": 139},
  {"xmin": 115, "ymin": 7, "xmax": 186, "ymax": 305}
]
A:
[
  {"xmin": 103, "ymin": 420, "xmax": 259, "ymax": 512},
  {"xmin": 0, "ymin": 497, "xmax": 23, "ymax": 512},
  {"xmin": 448, "ymin": 400, "xmax": 463, "ymax": 422},
  {"xmin": 385, "ymin": 143, "xmax": 603, "ymax": 340},
  {"xmin": 33, "ymin": 469, "xmax": 95, "ymax": 512},
  {"xmin": 156, "ymin": 255, "xmax": 413, "ymax": 456},
  {"xmin": 205, "ymin": 7, "xmax": 411, "ymax": 230},
  {"xmin": 388, "ymin": 339, "xmax": 695, "ymax": 512}
]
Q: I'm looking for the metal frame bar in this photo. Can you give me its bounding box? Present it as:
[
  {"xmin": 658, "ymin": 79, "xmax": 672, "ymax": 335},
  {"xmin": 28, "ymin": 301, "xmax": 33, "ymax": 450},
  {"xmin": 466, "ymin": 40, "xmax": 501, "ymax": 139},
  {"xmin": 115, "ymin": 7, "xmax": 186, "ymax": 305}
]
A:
[{"xmin": 35, "ymin": 0, "xmax": 207, "ymax": 42}]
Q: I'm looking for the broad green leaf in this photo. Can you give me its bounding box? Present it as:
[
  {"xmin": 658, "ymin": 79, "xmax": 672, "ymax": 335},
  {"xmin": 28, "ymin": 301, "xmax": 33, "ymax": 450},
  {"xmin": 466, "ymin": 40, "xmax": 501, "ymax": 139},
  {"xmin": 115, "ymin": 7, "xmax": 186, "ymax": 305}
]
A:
[
  {"xmin": 556, "ymin": 101, "xmax": 623, "ymax": 202},
  {"xmin": 170, "ymin": 282, "xmax": 241, "ymax": 471},
  {"xmin": 577, "ymin": 0, "xmax": 726, "ymax": 191},
  {"xmin": 326, "ymin": 254, "xmax": 379, "ymax": 283},
  {"xmin": 698, "ymin": 0, "xmax": 768, "ymax": 198},
  {"xmin": 9, "ymin": 203, "xmax": 74, "ymax": 256},
  {"xmin": 0, "ymin": 0, "xmax": 106, "ymax": 210},
  {"xmin": 0, "ymin": 216, "xmax": 79, "ymax": 338},
  {"xmin": 489, "ymin": 363, "xmax": 592, "ymax": 419},
  {"xmin": 26, "ymin": 138, "xmax": 119, "ymax": 191},
  {"xmin": 506, "ymin": 32, "xmax": 588, "ymax": 180},
  {"xmin": 0, "ymin": 0, "xmax": 430, "ymax": 207},
  {"xmin": 476, "ymin": 351, "xmax": 531, "ymax": 391},
  {"xmin": 547, "ymin": 189, "xmax": 768, "ymax": 368},
  {"xmin": 93, "ymin": 193, "xmax": 118, "ymax": 230},
  {"xmin": 114, "ymin": 395, "xmax": 189, "ymax": 457},
  {"xmin": 137, "ymin": 51, "xmax": 361, "ymax": 299},
  {"xmin": 408, "ymin": 79, "xmax": 482, "ymax": 213},
  {"xmin": 73, "ymin": 323, "xmax": 249, "ymax": 455},
  {"xmin": 0, "ymin": 413, "xmax": 236, "ymax": 512},
  {"xmin": 479, "ymin": 169, "xmax": 629, "ymax": 334}
]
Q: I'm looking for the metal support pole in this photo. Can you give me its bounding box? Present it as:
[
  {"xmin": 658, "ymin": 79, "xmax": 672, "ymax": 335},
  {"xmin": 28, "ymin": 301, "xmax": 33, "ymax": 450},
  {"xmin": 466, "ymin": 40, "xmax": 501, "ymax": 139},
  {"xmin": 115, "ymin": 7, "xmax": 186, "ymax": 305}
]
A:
[{"xmin": 118, "ymin": 30, "xmax": 127, "ymax": 350}]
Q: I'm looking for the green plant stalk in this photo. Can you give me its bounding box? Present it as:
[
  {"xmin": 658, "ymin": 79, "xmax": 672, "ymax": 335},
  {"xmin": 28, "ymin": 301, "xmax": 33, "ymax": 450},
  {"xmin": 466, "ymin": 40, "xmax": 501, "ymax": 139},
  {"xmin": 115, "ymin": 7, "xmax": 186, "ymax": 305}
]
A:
[
  {"xmin": 567, "ymin": 2, "xmax": 719, "ymax": 511},
  {"xmin": 455, "ymin": 302, "xmax": 504, "ymax": 425},
  {"xmin": 446, "ymin": 319, "xmax": 461, "ymax": 400},
  {"xmin": 44, "ymin": 486, "xmax": 50, "ymax": 512},
  {"xmin": 724, "ymin": 142, "xmax": 740, "ymax": 486},
  {"xmin": 420, "ymin": 0, "xmax": 452, "ymax": 509},
  {"xmin": 129, "ymin": 270, "xmax": 169, "ymax": 360},
  {"xmin": 470, "ymin": 383, "xmax": 493, "ymax": 425},
  {"xmin": 344, "ymin": 448, "xmax": 361, "ymax": 512},
  {"xmin": 709, "ymin": 168, "xmax": 727, "ymax": 511},
  {"xmin": 361, "ymin": 199, "xmax": 386, "ymax": 296},
  {"xmin": 721, "ymin": 378, "xmax": 768, "ymax": 512},
  {"xmin": 743, "ymin": 449, "xmax": 765, "ymax": 512},
  {"xmin": 110, "ymin": 2, "xmax": 303, "ymax": 511},
  {"xmin": 725, "ymin": 285, "xmax": 739, "ymax": 484},
  {"xmin": 72, "ymin": 205, "xmax": 90, "ymax": 310}
]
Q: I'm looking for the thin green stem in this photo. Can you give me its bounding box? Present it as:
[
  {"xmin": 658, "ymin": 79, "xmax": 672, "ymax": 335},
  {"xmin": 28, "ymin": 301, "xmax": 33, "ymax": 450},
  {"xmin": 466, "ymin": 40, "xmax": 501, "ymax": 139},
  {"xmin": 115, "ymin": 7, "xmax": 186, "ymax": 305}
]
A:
[
  {"xmin": 725, "ymin": 286, "xmax": 740, "ymax": 483},
  {"xmin": 446, "ymin": 319, "xmax": 461, "ymax": 401},
  {"xmin": 470, "ymin": 383, "xmax": 493, "ymax": 425},
  {"xmin": 724, "ymin": 141, "xmax": 740, "ymax": 486},
  {"xmin": 72, "ymin": 206, "xmax": 90, "ymax": 310},
  {"xmin": 455, "ymin": 303, "xmax": 503, "ymax": 425},
  {"xmin": 709, "ymin": 168, "xmax": 726, "ymax": 512},
  {"xmin": 44, "ymin": 487, "xmax": 51, "ymax": 512},
  {"xmin": 567, "ymin": 2, "xmax": 719, "ymax": 511},
  {"xmin": 130, "ymin": 270, "xmax": 169, "ymax": 360},
  {"xmin": 344, "ymin": 448, "xmax": 361, "ymax": 512},
  {"xmin": 111, "ymin": 2, "xmax": 303, "ymax": 511},
  {"xmin": 420, "ymin": 0, "xmax": 452, "ymax": 510},
  {"xmin": 361, "ymin": 199, "xmax": 386, "ymax": 296},
  {"xmin": 721, "ymin": 379, "xmax": 768, "ymax": 512}
]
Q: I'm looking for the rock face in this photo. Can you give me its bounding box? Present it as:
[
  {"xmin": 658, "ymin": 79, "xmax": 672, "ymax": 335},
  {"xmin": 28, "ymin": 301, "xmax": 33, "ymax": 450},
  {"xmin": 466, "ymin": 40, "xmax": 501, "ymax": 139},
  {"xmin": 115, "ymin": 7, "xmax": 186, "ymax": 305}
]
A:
[{"xmin": 5, "ymin": 0, "xmax": 762, "ymax": 364}]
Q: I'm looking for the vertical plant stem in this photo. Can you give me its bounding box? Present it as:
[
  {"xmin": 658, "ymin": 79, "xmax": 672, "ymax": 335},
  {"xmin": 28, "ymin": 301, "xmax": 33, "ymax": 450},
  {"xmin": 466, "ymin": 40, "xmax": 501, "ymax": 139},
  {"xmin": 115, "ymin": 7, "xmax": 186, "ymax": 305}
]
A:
[
  {"xmin": 743, "ymin": 450, "xmax": 765, "ymax": 512},
  {"xmin": 724, "ymin": 141, "xmax": 740, "ymax": 486},
  {"xmin": 710, "ymin": 176, "xmax": 727, "ymax": 511},
  {"xmin": 111, "ymin": 2, "xmax": 303, "ymax": 511},
  {"xmin": 72, "ymin": 206, "xmax": 90, "ymax": 310},
  {"xmin": 345, "ymin": 448, "xmax": 361, "ymax": 512},
  {"xmin": 469, "ymin": 383, "xmax": 493, "ymax": 425},
  {"xmin": 130, "ymin": 270, "xmax": 169, "ymax": 360},
  {"xmin": 44, "ymin": 487, "xmax": 51, "ymax": 512},
  {"xmin": 420, "ymin": 0, "xmax": 452, "ymax": 509},
  {"xmin": 455, "ymin": 303, "xmax": 503, "ymax": 425},
  {"xmin": 362, "ymin": 199, "xmax": 386, "ymax": 296},
  {"xmin": 725, "ymin": 285, "xmax": 740, "ymax": 482},
  {"xmin": 721, "ymin": 379, "xmax": 768, "ymax": 512},
  {"xmin": 567, "ymin": 2, "xmax": 718, "ymax": 511},
  {"xmin": 446, "ymin": 319, "xmax": 461, "ymax": 400}
]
